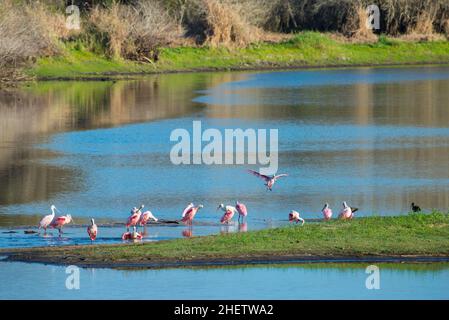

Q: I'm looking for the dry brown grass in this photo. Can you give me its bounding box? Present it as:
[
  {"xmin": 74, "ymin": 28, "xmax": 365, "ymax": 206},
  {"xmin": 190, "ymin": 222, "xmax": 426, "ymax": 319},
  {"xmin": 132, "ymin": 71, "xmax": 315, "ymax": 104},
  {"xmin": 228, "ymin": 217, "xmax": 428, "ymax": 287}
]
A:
[
  {"xmin": 351, "ymin": 5, "xmax": 378, "ymax": 43},
  {"xmin": 0, "ymin": 1, "xmax": 62, "ymax": 82},
  {"xmin": 87, "ymin": 1, "xmax": 183, "ymax": 60}
]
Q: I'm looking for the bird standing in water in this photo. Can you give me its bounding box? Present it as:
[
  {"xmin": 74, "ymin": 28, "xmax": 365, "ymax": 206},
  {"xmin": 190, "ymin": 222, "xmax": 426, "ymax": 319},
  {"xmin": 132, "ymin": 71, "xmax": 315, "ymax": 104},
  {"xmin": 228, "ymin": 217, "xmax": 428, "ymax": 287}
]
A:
[
  {"xmin": 51, "ymin": 214, "xmax": 73, "ymax": 235},
  {"xmin": 235, "ymin": 201, "xmax": 248, "ymax": 222},
  {"xmin": 247, "ymin": 170, "xmax": 288, "ymax": 191},
  {"xmin": 139, "ymin": 211, "xmax": 158, "ymax": 226},
  {"xmin": 38, "ymin": 205, "xmax": 57, "ymax": 235},
  {"xmin": 126, "ymin": 205, "xmax": 144, "ymax": 231},
  {"xmin": 181, "ymin": 203, "xmax": 203, "ymax": 225},
  {"xmin": 322, "ymin": 203, "xmax": 333, "ymax": 220},
  {"xmin": 217, "ymin": 203, "xmax": 237, "ymax": 224},
  {"xmin": 87, "ymin": 218, "xmax": 98, "ymax": 241}
]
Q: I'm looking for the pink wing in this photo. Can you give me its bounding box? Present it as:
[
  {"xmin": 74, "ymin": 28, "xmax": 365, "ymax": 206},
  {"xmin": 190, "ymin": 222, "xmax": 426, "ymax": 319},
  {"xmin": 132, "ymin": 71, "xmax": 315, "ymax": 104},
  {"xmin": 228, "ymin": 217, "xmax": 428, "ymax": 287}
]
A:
[
  {"xmin": 236, "ymin": 203, "xmax": 247, "ymax": 216},
  {"xmin": 247, "ymin": 170, "xmax": 271, "ymax": 181},
  {"xmin": 87, "ymin": 226, "xmax": 97, "ymax": 240},
  {"xmin": 182, "ymin": 203, "xmax": 194, "ymax": 218},
  {"xmin": 51, "ymin": 216, "xmax": 66, "ymax": 227},
  {"xmin": 220, "ymin": 210, "xmax": 234, "ymax": 223},
  {"xmin": 322, "ymin": 208, "xmax": 332, "ymax": 219},
  {"xmin": 126, "ymin": 213, "xmax": 140, "ymax": 226},
  {"xmin": 274, "ymin": 173, "xmax": 288, "ymax": 179}
]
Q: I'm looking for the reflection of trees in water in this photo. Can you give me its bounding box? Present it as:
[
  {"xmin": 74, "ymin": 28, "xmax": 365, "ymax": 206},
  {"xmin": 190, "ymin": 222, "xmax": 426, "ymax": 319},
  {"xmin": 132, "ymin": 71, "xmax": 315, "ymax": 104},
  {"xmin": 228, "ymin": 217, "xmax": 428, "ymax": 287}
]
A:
[
  {"xmin": 0, "ymin": 73, "xmax": 232, "ymax": 207},
  {"xmin": 204, "ymin": 79, "xmax": 449, "ymax": 127}
]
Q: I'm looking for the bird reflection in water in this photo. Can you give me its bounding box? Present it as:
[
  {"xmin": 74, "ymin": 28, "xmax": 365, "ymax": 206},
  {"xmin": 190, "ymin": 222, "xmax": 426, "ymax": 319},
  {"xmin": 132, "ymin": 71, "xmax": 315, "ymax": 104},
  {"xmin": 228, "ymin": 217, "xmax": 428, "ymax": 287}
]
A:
[
  {"xmin": 238, "ymin": 222, "xmax": 248, "ymax": 233},
  {"xmin": 182, "ymin": 228, "xmax": 193, "ymax": 238}
]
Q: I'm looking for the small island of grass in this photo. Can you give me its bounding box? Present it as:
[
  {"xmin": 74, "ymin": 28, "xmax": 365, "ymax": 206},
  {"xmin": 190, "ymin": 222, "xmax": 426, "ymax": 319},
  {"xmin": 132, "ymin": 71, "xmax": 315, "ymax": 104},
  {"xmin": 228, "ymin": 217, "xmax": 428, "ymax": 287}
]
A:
[{"xmin": 3, "ymin": 212, "xmax": 449, "ymax": 269}]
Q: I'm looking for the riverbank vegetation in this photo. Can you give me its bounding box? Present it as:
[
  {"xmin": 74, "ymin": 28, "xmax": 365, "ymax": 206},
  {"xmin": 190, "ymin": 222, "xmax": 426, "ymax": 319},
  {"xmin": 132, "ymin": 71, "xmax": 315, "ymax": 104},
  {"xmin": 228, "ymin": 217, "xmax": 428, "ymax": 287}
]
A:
[
  {"xmin": 4, "ymin": 212, "xmax": 449, "ymax": 267},
  {"xmin": 1, "ymin": 0, "xmax": 449, "ymax": 85}
]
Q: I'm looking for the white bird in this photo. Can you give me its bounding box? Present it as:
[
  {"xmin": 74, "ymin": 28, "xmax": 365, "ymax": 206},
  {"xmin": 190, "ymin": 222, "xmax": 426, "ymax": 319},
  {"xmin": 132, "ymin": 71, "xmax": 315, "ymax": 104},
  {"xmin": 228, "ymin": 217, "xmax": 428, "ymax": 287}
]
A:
[{"xmin": 38, "ymin": 205, "xmax": 57, "ymax": 234}]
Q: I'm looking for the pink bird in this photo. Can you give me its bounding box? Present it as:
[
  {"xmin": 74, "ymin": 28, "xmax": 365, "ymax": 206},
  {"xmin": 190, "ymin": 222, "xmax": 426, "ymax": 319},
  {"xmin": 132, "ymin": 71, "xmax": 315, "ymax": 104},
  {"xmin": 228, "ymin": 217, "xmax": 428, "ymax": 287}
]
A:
[
  {"xmin": 247, "ymin": 169, "xmax": 288, "ymax": 191},
  {"xmin": 139, "ymin": 211, "xmax": 158, "ymax": 226},
  {"xmin": 121, "ymin": 226, "xmax": 143, "ymax": 241},
  {"xmin": 235, "ymin": 201, "xmax": 248, "ymax": 222},
  {"xmin": 182, "ymin": 203, "xmax": 194, "ymax": 218},
  {"xmin": 181, "ymin": 203, "xmax": 203, "ymax": 225},
  {"xmin": 217, "ymin": 204, "xmax": 236, "ymax": 224},
  {"xmin": 50, "ymin": 214, "xmax": 73, "ymax": 235},
  {"xmin": 289, "ymin": 210, "xmax": 305, "ymax": 225},
  {"xmin": 87, "ymin": 218, "xmax": 98, "ymax": 241},
  {"xmin": 322, "ymin": 203, "xmax": 333, "ymax": 220},
  {"xmin": 38, "ymin": 205, "xmax": 57, "ymax": 234},
  {"xmin": 126, "ymin": 205, "xmax": 144, "ymax": 231},
  {"xmin": 339, "ymin": 202, "xmax": 353, "ymax": 220}
]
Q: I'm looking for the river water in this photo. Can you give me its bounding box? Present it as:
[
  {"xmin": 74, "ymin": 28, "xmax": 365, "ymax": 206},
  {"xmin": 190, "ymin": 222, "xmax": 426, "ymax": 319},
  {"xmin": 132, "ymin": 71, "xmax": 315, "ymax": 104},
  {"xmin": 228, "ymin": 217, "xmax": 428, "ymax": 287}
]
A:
[{"xmin": 1, "ymin": 66, "xmax": 449, "ymax": 299}]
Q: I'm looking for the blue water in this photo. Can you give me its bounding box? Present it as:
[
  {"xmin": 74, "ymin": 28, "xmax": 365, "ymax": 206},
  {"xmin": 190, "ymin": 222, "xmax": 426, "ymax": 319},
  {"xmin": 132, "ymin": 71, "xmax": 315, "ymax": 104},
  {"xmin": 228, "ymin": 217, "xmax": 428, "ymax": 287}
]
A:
[
  {"xmin": 1, "ymin": 261, "xmax": 448, "ymax": 299},
  {"xmin": 1, "ymin": 65, "xmax": 449, "ymax": 245}
]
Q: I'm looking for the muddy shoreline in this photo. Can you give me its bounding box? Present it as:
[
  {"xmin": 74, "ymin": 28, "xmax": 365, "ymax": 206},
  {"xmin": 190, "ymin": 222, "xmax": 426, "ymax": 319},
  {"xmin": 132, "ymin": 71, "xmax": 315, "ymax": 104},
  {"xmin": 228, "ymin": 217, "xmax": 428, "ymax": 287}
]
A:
[{"xmin": 2, "ymin": 246, "xmax": 449, "ymax": 270}]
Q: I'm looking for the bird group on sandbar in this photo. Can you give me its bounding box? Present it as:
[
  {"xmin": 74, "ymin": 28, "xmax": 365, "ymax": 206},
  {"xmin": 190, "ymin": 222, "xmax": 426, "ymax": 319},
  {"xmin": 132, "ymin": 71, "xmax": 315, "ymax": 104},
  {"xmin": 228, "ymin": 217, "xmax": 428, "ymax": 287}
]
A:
[{"xmin": 36, "ymin": 168, "xmax": 421, "ymax": 242}]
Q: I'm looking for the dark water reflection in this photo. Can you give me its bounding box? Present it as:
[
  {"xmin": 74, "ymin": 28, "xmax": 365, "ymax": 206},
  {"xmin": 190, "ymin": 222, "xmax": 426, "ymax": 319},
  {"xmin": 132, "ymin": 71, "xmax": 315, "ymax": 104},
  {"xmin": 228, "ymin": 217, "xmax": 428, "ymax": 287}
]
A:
[{"xmin": 1, "ymin": 66, "xmax": 449, "ymax": 229}]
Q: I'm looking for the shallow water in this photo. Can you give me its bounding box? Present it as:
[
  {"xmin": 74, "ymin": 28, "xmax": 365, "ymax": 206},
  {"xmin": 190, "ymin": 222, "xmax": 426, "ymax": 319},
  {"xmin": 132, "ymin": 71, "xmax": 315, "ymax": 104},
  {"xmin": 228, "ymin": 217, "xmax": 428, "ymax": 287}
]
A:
[
  {"xmin": 1, "ymin": 66, "xmax": 449, "ymax": 247},
  {"xmin": 1, "ymin": 261, "xmax": 448, "ymax": 299}
]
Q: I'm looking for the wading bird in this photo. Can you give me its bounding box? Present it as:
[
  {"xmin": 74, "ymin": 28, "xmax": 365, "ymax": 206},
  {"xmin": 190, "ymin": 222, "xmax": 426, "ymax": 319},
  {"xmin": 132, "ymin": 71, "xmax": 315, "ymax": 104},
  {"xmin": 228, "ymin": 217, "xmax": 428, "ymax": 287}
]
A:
[
  {"xmin": 339, "ymin": 202, "xmax": 353, "ymax": 220},
  {"xmin": 322, "ymin": 203, "xmax": 333, "ymax": 220},
  {"xmin": 87, "ymin": 218, "xmax": 98, "ymax": 241},
  {"xmin": 411, "ymin": 202, "xmax": 421, "ymax": 213},
  {"xmin": 289, "ymin": 210, "xmax": 305, "ymax": 225},
  {"xmin": 181, "ymin": 204, "xmax": 203, "ymax": 225},
  {"xmin": 121, "ymin": 226, "xmax": 142, "ymax": 241},
  {"xmin": 38, "ymin": 205, "xmax": 57, "ymax": 235},
  {"xmin": 235, "ymin": 201, "xmax": 248, "ymax": 222},
  {"xmin": 182, "ymin": 203, "xmax": 194, "ymax": 218},
  {"xmin": 126, "ymin": 205, "xmax": 144, "ymax": 231},
  {"xmin": 247, "ymin": 170, "xmax": 288, "ymax": 191},
  {"xmin": 217, "ymin": 203, "xmax": 237, "ymax": 224},
  {"xmin": 51, "ymin": 214, "xmax": 73, "ymax": 235},
  {"xmin": 139, "ymin": 211, "xmax": 158, "ymax": 226}
]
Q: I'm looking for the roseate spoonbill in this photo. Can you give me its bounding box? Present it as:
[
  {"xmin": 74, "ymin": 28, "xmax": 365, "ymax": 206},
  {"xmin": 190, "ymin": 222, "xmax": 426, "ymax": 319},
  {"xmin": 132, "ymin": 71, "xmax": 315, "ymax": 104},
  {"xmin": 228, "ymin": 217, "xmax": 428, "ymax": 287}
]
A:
[
  {"xmin": 235, "ymin": 201, "xmax": 248, "ymax": 222},
  {"xmin": 289, "ymin": 210, "xmax": 305, "ymax": 225},
  {"xmin": 121, "ymin": 226, "xmax": 142, "ymax": 241},
  {"xmin": 217, "ymin": 203, "xmax": 236, "ymax": 224},
  {"xmin": 339, "ymin": 202, "xmax": 353, "ymax": 220},
  {"xmin": 181, "ymin": 204, "xmax": 203, "ymax": 225},
  {"xmin": 247, "ymin": 169, "xmax": 288, "ymax": 191},
  {"xmin": 87, "ymin": 218, "xmax": 98, "ymax": 241},
  {"xmin": 126, "ymin": 205, "xmax": 144, "ymax": 231},
  {"xmin": 139, "ymin": 211, "xmax": 158, "ymax": 226},
  {"xmin": 322, "ymin": 203, "xmax": 333, "ymax": 220},
  {"xmin": 51, "ymin": 214, "xmax": 73, "ymax": 235},
  {"xmin": 411, "ymin": 202, "xmax": 421, "ymax": 213},
  {"xmin": 38, "ymin": 205, "xmax": 57, "ymax": 234},
  {"xmin": 182, "ymin": 203, "xmax": 194, "ymax": 218}
]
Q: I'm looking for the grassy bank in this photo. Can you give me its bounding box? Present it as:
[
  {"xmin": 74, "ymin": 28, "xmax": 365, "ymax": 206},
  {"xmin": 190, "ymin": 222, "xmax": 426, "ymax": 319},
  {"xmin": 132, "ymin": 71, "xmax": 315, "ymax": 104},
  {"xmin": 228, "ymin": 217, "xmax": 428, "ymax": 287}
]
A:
[
  {"xmin": 28, "ymin": 33, "xmax": 449, "ymax": 80},
  {"xmin": 4, "ymin": 212, "xmax": 449, "ymax": 267}
]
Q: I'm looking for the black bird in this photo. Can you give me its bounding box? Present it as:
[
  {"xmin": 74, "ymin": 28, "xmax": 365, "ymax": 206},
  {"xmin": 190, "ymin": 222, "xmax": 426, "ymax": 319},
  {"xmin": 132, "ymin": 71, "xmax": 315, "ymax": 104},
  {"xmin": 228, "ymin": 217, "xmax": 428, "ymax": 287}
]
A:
[{"xmin": 411, "ymin": 202, "xmax": 421, "ymax": 213}]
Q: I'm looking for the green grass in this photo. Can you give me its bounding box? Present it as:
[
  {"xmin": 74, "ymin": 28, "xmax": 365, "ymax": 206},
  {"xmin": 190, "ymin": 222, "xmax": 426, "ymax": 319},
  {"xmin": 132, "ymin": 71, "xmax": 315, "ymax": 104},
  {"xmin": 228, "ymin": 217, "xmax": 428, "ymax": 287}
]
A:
[
  {"xmin": 7, "ymin": 212, "xmax": 449, "ymax": 265},
  {"xmin": 27, "ymin": 32, "xmax": 449, "ymax": 80}
]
